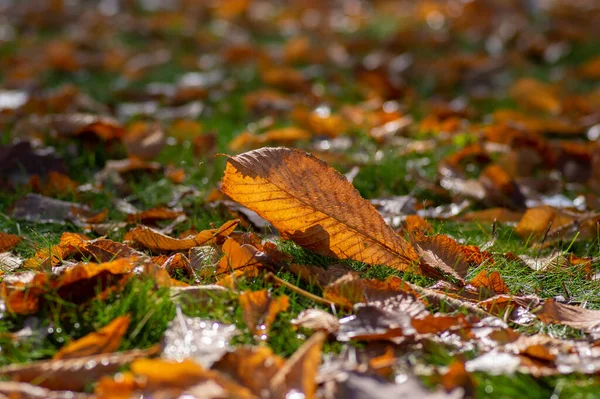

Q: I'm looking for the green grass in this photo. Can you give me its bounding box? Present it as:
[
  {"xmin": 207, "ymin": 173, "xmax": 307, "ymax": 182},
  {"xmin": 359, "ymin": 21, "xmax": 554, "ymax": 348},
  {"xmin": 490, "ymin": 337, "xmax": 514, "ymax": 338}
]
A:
[{"xmin": 1, "ymin": 4, "xmax": 600, "ymax": 398}]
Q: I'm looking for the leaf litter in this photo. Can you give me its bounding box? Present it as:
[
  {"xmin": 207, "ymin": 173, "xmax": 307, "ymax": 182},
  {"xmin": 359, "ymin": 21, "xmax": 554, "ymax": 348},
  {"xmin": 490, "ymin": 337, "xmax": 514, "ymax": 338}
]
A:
[{"xmin": 0, "ymin": 0, "xmax": 599, "ymax": 397}]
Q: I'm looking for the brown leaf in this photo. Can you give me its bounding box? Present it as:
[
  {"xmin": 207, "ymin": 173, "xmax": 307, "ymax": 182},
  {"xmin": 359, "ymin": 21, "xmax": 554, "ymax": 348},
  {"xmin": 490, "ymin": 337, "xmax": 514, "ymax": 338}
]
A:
[
  {"xmin": 536, "ymin": 299, "xmax": 600, "ymax": 336},
  {"xmin": 454, "ymin": 208, "xmax": 523, "ymax": 223},
  {"xmin": 10, "ymin": 193, "xmax": 107, "ymax": 225},
  {"xmin": 129, "ymin": 358, "xmax": 256, "ymax": 398},
  {"xmin": 270, "ymin": 331, "xmax": 326, "ymax": 399},
  {"xmin": 0, "ymin": 232, "xmax": 21, "ymax": 252},
  {"xmin": 292, "ymin": 308, "xmax": 340, "ymax": 333},
  {"xmin": 414, "ymin": 232, "xmax": 489, "ymax": 283},
  {"xmin": 239, "ymin": 289, "xmax": 289, "ymax": 337},
  {"xmin": 0, "ymin": 381, "xmax": 92, "ymax": 399},
  {"xmin": 126, "ymin": 207, "xmax": 185, "ymax": 224},
  {"xmin": 229, "ymin": 127, "xmax": 312, "ymax": 151},
  {"xmin": 125, "ymin": 219, "xmax": 238, "ymax": 252},
  {"xmin": 510, "ymin": 78, "xmax": 561, "ymax": 114},
  {"xmin": 442, "ymin": 361, "xmax": 474, "ymax": 395},
  {"xmin": 2, "ymin": 257, "xmax": 140, "ymax": 314},
  {"xmin": 0, "ymin": 346, "xmax": 158, "ymax": 391},
  {"xmin": 514, "ymin": 206, "xmax": 575, "ymax": 241},
  {"xmin": 53, "ymin": 315, "xmax": 131, "ymax": 360},
  {"xmin": 221, "ymin": 147, "xmax": 418, "ymax": 270},
  {"xmin": 123, "ymin": 121, "xmax": 166, "ymax": 161},
  {"xmin": 0, "ymin": 141, "xmax": 68, "ymax": 188},
  {"xmin": 94, "ymin": 372, "xmax": 138, "ymax": 399},
  {"xmin": 213, "ymin": 346, "xmax": 285, "ymax": 395},
  {"xmin": 470, "ymin": 270, "xmax": 509, "ymax": 295}
]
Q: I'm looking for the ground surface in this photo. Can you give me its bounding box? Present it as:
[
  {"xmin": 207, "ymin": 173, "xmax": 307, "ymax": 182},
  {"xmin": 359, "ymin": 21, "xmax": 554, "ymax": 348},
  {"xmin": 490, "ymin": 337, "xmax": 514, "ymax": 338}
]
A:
[{"xmin": 1, "ymin": 1, "xmax": 600, "ymax": 398}]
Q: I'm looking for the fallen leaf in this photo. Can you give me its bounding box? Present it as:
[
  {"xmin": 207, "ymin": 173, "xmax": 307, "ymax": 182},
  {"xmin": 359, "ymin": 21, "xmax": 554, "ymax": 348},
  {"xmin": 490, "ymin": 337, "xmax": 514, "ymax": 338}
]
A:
[
  {"xmin": 213, "ymin": 346, "xmax": 284, "ymax": 395},
  {"xmin": 536, "ymin": 299, "xmax": 600, "ymax": 337},
  {"xmin": 221, "ymin": 147, "xmax": 418, "ymax": 270},
  {"xmin": 270, "ymin": 331, "xmax": 326, "ymax": 399},
  {"xmin": 53, "ymin": 315, "xmax": 131, "ymax": 360},
  {"xmin": 470, "ymin": 270, "xmax": 509, "ymax": 295},
  {"xmin": 0, "ymin": 232, "xmax": 21, "ymax": 252},
  {"xmin": 514, "ymin": 206, "xmax": 575, "ymax": 241},
  {"xmin": 0, "ymin": 381, "xmax": 91, "ymax": 399},
  {"xmin": 217, "ymin": 237, "xmax": 263, "ymax": 278},
  {"xmin": 0, "ymin": 141, "xmax": 67, "ymax": 183},
  {"xmin": 2, "ymin": 257, "xmax": 140, "ymax": 314},
  {"xmin": 10, "ymin": 193, "xmax": 107, "ymax": 225},
  {"xmin": 123, "ymin": 121, "xmax": 166, "ymax": 161},
  {"xmin": 292, "ymin": 308, "xmax": 340, "ymax": 333},
  {"xmin": 0, "ymin": 346, "xmax": 158, "ymax": 391},
  {"xmin": 125, "ymin": 219, "xmax": 239, "ymax": 252},
  {"xmin": 129, "ymin": 358, "xmax": 256, "ymax": 398},
  {"xmin": 413, "ymin": 232, "xmax": 490, "ymax": 283},
  {"xmin": 239, "ymin": 289, "xmax": 289, "ymax": 337},
  {"xmin": 126, "ymin": 207, "xmax": 185, "ymax": 224},
  {"xmin": 510, "ymin": 78, "xmax": 561, "ymax": 114}
]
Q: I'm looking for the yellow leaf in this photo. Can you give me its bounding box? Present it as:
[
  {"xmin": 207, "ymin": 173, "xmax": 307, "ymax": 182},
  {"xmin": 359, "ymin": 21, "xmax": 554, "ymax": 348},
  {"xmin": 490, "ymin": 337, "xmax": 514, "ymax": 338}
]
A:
[{"xmin": 221, "ymin": 148, "xmax": 417, "ymax": 270}]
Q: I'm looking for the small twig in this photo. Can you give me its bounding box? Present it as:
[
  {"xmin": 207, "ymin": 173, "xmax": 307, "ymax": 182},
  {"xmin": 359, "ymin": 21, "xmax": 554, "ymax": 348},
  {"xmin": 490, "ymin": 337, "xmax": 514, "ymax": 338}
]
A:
[
  {"xmin": 265, "ymin": 272, "xmax": 347, "ymax": 309},
  {"xmin": 561, "ymin": 281, "xmax": 571, "ymax": 299}
]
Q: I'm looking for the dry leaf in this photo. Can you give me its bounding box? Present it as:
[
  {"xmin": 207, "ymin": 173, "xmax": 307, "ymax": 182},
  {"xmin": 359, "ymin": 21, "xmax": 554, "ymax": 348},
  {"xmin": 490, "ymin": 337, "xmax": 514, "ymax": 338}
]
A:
[
  {"xmin": 413, "ymin": 232, "xmax": 489, "ymax": 283},
  {"xmin": 10, "ymin": 194, "xmax": 107, "ymax": 225},
  {"xmin": 129, "ymin": 358, "xmax": 256, "ymax": 398},
  {"xmin": 239, "ymin": 289, "xmax": 289, "ymax": 337},
  {"xmin": 123, "ymin": 121, "xmax": 166, "ymax": 161},
  {"xmin": 2, "ymin": 257, "xmax": 140, "ymax": 314},
  {"xmin": 213, "ymin": 346, "xmax": 285, "ymax": 395},
  {"xmin": 470, "ymin": 270, "xmax": 509, "ymax": 295},
  {"xmin": 536, "ymin": 299, "xmax": 600, "ymax": 337},
  {"xmin": 217, "ymin": 237, "xmax": 263, "ymax": 278},
  {"xmin": 270, "ymin": 331, "xmax": 326, "ymax": 399},
  {"xmin": 510, "ymin": 78, "xmax": 561, "ymax": 114},
  {"xmin": 292, "ymin": 308, "xmax": 340, "ymax": 333},
  {"xmin": 221, "ymin": 147, "xmax": 418, "ymax": 270},
  {"xmin": 514, "ymin": 206, "xmax": 575, "ymax": 241},
  {"xmin": 53, "ymin": 315, "xmax": 131, "ymax": 360},
  {"xmin": 0, "ymin": 381, "xmax": 92, "ymax": 399},
  {"xmin": 125, "ymin": 219, "xmax": 238, "ymax": 252},
  {"xmin": 0, "ymin": 346, "xmax": 158, "ymax": 391},
  {"xmin": 0, "ymin": 232, "xmax": 21, "ymax": 252}
]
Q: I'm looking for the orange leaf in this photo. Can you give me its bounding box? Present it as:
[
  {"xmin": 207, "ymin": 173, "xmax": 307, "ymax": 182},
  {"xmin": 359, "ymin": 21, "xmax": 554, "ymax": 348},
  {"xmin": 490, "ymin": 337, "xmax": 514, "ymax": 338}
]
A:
[
  {"xmin": 470, "ymin": 270, "xmax": 509, "ymax": 295},
  {"xmin": 514, "ymin": 206, "xmax": 574, "ymax": 241},
  {"xmin": 0, "ymin": 232, "xmax": 21, "ymax": 252},
  {"xmin": 239, "ymin": 289, "xmax": 289, "ymax": 337},
  {"xmin": 221, "ymin": 148, "xmax": 418, "ymax": 270},
  {"xmin": 217, "ymin": 237, "xmax": 262, "ymax": 277},
  {"xmin": 125, "ymin": 219, "xmax": 238, "ymax": 252},
  {"xmin": 53, "ymin": 315, "xmax": 131, "ymax": 360},
  {"xmin": 213, "ymin": 346, "xmax": 285, "ymax": 395},
  {"xmin": 510, "ymin": 78, "xmax": 561, "ymax": 114},
  {"xmin": 23, "ymin": 232, "xmax": 90, "ymax": 268},
  {"xmin": 270, "ymin": 331, "xmax": 326, "ymax": 399}
]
